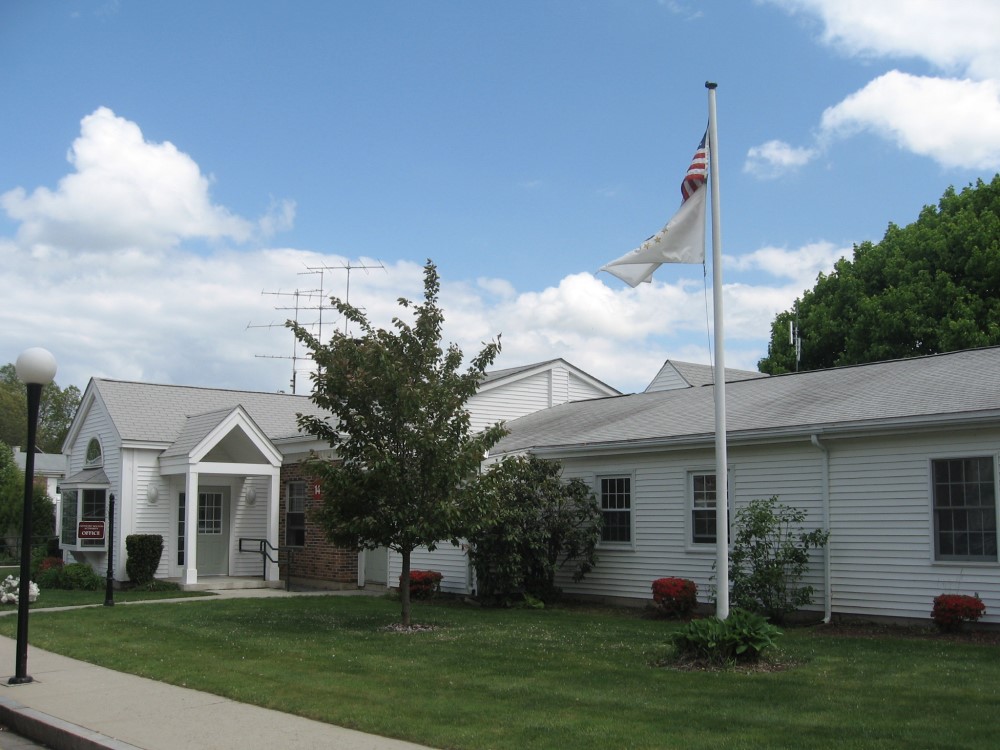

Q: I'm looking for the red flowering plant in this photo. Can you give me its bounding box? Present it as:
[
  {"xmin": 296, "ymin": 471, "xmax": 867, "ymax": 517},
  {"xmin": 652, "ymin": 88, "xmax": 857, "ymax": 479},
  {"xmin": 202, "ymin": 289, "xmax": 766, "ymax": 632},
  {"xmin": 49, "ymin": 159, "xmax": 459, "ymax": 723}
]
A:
[
  {"xmin": 931, "ymin": 594, "xmax": 986, "ymax": 632},
  {"xmin": 651, "ymin": 577, "xmax": 698, "ymax": 619},
  {"xmin": 404, "ymin": 570, "xmax": 443, "ymax": 600}
]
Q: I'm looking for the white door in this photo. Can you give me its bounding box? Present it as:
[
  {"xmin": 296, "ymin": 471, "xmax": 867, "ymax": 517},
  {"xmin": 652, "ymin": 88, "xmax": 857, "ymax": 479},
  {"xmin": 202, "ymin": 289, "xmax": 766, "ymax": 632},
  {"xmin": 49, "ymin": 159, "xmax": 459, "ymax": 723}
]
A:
[
  {"xmin": 365, "ymin": 547, "xmax": 388, "ymax": 585},
  {"xmin": 196, "ymin": 488, "xmax": 230, "ymax": 575}
]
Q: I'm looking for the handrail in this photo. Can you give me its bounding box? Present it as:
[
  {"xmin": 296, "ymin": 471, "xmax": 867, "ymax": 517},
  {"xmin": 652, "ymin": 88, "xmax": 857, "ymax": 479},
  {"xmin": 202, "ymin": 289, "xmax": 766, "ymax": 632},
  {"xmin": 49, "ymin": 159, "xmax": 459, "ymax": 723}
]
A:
[{"xmin": 238, "ymin": 537, "xmax": 296, "ymax": 592}]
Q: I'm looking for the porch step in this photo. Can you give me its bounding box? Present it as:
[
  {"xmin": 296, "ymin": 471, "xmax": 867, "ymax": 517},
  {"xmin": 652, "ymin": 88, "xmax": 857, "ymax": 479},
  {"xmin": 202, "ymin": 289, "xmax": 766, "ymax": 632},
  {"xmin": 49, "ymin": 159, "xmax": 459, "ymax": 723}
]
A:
[{"xmin": 176, "ymin": 577, "xmax": 283, "ymax": 592}]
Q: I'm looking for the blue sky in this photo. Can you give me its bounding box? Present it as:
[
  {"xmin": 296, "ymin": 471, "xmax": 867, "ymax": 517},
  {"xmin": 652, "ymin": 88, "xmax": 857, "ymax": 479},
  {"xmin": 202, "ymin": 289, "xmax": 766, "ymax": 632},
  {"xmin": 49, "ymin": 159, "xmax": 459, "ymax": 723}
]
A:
[{"xmin": 2, "ymin": 0, "xmax": 999, "ymax": 394}]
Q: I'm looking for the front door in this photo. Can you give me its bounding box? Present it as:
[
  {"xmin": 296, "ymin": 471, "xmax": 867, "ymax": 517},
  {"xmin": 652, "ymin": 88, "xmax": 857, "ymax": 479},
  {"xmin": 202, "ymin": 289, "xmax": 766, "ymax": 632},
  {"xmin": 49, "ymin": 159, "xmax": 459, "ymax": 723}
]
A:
[
  {"xmin": 365, "ymin": 547, "xmax": 388, "ymax": 586},
  {"xmin": 196, "ymin": 487, "xmax": 230, "ymax": 575}
]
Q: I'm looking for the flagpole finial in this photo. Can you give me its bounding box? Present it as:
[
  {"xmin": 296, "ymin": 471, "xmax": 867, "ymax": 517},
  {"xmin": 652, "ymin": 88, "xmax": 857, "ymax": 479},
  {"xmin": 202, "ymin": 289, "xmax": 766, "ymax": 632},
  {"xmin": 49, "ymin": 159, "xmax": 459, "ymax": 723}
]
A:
[{"xmin": 705, "ymin": 81, "xmax": 717, "ymax": 90}]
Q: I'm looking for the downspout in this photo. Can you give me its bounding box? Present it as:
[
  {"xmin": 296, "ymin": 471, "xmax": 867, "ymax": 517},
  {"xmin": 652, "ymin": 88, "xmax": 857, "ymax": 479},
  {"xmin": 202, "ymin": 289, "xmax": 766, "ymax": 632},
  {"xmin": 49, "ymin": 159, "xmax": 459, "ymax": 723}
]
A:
[{"xmin": 811, "ymin": 433, "xmax": 832, "ymax": 624}]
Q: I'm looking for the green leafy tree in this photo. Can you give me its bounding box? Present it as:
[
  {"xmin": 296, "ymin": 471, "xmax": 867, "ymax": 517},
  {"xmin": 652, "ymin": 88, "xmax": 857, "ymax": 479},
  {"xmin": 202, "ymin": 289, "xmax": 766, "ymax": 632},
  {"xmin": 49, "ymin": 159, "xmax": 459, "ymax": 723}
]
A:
[
  {"xmin": 727, "ymin": 496, "xmax": 829, "ymax": 624},
  {"xmin": 759, "ymin": 176, "xmax": 1000, "ymax": 373},
  {"xmin": 290, "ymin": 261, "xmax": 506, "ymax": 627},
  {"xmin": 0, "ymin": 442, "xmax": 56, "ymax": 544},
  {"xmin": 467, "ymin": 455, "xmax": 602, "ymax": 606},
  {"xmin": 0, "ymin": 364, "xmax": 82, "ymax": 452}
]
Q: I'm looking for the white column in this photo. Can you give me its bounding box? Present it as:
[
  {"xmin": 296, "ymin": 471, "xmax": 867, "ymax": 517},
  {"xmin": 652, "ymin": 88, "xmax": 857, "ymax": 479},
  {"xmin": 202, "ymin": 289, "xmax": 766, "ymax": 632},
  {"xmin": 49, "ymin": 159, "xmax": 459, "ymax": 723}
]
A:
[
  {"xmin": 266, "ymin": 469, "xmax": 280, "ymax": 582},
  {"xmin": 184, "ymin": 469, "xmax": 199, "ymax": 585}
]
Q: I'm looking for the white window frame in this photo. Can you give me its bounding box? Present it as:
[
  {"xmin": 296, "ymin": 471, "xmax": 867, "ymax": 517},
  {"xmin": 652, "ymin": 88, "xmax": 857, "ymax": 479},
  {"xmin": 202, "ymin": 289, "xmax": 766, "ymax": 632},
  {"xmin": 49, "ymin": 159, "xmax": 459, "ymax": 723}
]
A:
[
  {"xmin": 686, "ymin": 468, "xmax": 731, "ymax": 552},
  {"xmin": 59, "ymin": 485, "xmax": 108, "ymax": 552},
  {"xmin": 930, "ymin": 455, "xmax": 999, "ymax": 564},
  {"xmin": 597, "ymin": 473, "xmax": 634, "ymax": 548}
]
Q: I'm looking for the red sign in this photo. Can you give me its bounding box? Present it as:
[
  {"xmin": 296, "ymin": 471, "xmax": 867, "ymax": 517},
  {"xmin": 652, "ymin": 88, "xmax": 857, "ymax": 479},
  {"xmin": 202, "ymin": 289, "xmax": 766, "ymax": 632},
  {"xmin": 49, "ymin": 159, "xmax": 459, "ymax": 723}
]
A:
[
  {"xmin": 312, "ymin": 481, "xmax": 322, "ymax": 501},
  {"xmin": 77, "ymin": 521, "xmax": 105, "ymax": 540}
]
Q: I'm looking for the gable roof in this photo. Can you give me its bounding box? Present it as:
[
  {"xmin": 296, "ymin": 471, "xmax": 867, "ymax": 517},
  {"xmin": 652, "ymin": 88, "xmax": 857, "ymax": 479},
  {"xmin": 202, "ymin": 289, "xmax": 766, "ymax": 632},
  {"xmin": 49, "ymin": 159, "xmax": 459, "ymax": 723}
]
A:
[
  {"xmin": 479, "ymin": 358, "xmax": 619, "ymax": 395},
  {"xmin": 646, "ymin": 360, "xmax": 767, "ymax": 391},
  {"xmin": 493, "ymin": 347, "xmax": 1000, "ymax": 456},
  {"xmin": 85, "ymin": 379, "xmax": 331, "ymax": 446}
]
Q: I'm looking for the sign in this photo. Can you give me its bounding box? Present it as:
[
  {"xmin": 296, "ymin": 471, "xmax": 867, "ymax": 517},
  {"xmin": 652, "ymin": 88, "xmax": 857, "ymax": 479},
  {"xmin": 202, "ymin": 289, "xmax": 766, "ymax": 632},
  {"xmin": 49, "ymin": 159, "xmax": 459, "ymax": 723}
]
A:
[
  {"xmin": 312, "ymin": 481, "xmax": 322, "ymax": 501},
  {"xmin": 77, "ymin": 521, "xmax": 106, "ymax": 540}
]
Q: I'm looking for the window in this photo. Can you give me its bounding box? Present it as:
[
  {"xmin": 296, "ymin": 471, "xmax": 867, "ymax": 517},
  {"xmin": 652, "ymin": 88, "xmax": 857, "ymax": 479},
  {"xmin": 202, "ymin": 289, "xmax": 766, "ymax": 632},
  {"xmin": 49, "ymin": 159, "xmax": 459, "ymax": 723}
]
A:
[
  {"xmin": 600, "ymin": 476, "xmax": 631, "ymax": 543},
  {"xmin": 61, "ymin": 490, "xmax": 78, "ymax": 546},
  {"xmin": 84, "ymin": 438, "xmax": 103, "ymax": 467},
  {"xmin": 933, "ymin": 457, "xmax": 998, "ymax": 562},
  {"xmin": 691, "ymin": 473, "xmax": 718, "ymax": 544},
  {"xmin": 178, "ymin": 493, "xmax": 186, "ymax": 565},
  {"xmin": 286, "ymin": 481, "xmax": 306, "ymax": 547},
  {"xmin": 59, "ymin": 487, "xmax": 106, "ymax": 549},
  {"xmin": 198, "ymin": 492, "xmax": 223, "ymax": 534}
]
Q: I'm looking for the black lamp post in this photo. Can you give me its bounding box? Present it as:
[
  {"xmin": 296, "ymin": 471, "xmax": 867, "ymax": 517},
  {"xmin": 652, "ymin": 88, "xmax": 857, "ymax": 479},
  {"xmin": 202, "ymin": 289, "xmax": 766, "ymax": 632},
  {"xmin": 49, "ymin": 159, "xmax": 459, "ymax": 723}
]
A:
[{"xmin": 9, "ymin": 347, "xmax": 57, "ymax": 685}]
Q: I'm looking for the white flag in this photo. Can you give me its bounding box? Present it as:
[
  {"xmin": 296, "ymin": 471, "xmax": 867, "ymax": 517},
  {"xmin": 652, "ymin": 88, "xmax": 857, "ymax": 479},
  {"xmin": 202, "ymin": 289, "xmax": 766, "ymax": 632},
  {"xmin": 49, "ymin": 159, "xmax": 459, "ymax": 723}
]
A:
[
  {"xmin": 600, "ymin": 133, "xmax": 708, "ymax": 287},
  {"xmin": 600, "ymin": 185, "xmax": 706, "ymax": 286}
]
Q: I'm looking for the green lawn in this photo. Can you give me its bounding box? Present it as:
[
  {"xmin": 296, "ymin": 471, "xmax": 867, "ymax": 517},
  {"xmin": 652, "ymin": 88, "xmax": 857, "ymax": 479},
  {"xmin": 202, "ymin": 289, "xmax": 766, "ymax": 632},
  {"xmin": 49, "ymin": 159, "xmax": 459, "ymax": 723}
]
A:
[
  {"xmin": 0, "ymin": 587, "xmax": 210, "ymax": 609},
  {"xmin": 0, "ymin": 596, "xmax": 996, "ymax": 749}
]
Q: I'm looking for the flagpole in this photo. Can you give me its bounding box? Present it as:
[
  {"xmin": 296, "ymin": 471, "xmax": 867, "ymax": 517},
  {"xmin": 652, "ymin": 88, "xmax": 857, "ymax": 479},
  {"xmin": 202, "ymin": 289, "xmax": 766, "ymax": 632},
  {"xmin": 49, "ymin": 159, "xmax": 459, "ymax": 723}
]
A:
[{"xmin": 706, "ymin": 81, "xmax": 729, "ymax": 620}]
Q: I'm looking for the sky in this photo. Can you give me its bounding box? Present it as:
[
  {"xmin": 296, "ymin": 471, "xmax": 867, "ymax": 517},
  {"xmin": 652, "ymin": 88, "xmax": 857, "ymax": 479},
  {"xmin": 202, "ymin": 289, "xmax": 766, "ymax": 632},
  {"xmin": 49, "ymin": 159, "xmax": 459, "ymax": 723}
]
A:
[{"xmin": 2, "ymin": 0, "xmax": 999, "ymax": 396}]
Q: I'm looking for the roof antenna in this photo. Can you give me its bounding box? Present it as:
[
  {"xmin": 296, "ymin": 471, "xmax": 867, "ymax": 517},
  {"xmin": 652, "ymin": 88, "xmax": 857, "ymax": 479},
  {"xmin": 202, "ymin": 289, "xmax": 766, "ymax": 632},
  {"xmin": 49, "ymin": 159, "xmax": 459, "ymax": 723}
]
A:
[{"xmin": 789, "ymin": 306, "xmax": 802, "ymax": 372}]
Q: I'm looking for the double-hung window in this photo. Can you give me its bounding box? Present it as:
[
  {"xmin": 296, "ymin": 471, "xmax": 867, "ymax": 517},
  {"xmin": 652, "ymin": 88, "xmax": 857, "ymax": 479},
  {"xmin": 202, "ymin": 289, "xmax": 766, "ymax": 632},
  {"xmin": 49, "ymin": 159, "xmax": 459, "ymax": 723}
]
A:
[
  {"xmin": 933, "ymin": 457, "xmax": 998, "ymax": 562},
  {"xmin": 599, "ymin": 476, "xmax": 631, "ymax": 544},
  {"xmin": 285, "ymin": 481, "xmax": 306, "ymax": 547},
  {"xmin": 691, "ymin": 472, "xmax": 719, "ymax": 545}
]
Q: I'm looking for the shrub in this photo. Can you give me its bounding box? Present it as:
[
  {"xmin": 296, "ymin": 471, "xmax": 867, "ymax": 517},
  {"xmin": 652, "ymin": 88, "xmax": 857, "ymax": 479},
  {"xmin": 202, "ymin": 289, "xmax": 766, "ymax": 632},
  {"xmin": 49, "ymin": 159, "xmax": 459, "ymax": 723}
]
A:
[
  {"xmin": 37, "ymin": 562, "xmax": 103, "ymax": 590},
  {"xmin": 670, "ymin": 609, "xmax": 782, "ymax": 666},
  {"xmin": 652, "ymin": 577, "xmax": 698, "ymax": 619},
  {"xmin": 404, "ymin": 570, "xmax": 443, "ymax": 600},
  {"xmin": 125, "ymin": 534, "xmax": 164, "ymax": 585},
  {"xmin": 932, "ymin": 594, "xmax": 986, "ymax": 632},
  {"xmin": 468, "ymin": 456, "xmax": 602, "ymax": 605},
  {"xmin": 33, "ymin": 555, "xmax": 64, "ymax": 579},
  {"xmin": 728, "ymin": 496, "xmax": 829, "ymax": 624}
]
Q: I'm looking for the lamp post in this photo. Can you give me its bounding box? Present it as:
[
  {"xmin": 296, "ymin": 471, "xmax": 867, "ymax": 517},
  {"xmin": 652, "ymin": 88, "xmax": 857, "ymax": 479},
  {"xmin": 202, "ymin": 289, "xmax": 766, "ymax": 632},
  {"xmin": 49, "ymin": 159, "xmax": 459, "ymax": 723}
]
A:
[{"xmin": 9, "ymin": 348, "xmax": 57, "ymax": 685}]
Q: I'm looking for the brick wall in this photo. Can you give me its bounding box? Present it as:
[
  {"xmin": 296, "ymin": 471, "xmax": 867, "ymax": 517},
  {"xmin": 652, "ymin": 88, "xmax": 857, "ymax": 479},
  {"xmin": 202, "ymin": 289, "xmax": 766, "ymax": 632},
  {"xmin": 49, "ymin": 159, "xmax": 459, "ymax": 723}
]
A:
[{"xmin": 278, "ymin": 461, "xmax": 357, "ymax": 586}]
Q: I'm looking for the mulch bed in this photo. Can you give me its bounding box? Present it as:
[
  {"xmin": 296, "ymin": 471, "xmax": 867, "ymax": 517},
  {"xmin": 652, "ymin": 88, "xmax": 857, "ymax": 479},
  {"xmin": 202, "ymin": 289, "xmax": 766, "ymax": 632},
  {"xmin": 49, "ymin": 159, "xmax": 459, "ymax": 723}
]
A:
[{"xmin": 809, "ymin": 620, "xmax": 1000, "ymax": 646}]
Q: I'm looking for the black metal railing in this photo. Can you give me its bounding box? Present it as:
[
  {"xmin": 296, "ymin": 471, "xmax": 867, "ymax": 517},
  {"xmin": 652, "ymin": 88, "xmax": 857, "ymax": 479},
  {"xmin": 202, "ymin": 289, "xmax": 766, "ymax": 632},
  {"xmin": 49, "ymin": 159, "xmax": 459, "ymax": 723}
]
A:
[{"xmin": 238, "ymin": 537, "xmax": 295, "ymax": 591}]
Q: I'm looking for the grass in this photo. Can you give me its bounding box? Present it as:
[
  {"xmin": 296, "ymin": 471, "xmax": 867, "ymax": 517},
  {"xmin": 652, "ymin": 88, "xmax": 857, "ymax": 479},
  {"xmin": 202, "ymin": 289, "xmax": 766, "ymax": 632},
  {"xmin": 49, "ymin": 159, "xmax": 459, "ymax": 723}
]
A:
[
  {"xmin": 0, "ymin": 587, "xmax": 210, "ymax": 609},
  {"xmin": 0, "ymin": 595, "xmax": 997, "ymax": 749}
]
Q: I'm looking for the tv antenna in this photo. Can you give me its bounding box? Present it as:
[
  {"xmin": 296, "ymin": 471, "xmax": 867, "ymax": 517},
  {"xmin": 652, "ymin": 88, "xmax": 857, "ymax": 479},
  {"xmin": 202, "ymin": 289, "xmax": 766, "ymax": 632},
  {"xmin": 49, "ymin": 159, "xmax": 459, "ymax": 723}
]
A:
[{"xmin": 248, "ymin": 259, "xmax": 386, "ymax": 393}]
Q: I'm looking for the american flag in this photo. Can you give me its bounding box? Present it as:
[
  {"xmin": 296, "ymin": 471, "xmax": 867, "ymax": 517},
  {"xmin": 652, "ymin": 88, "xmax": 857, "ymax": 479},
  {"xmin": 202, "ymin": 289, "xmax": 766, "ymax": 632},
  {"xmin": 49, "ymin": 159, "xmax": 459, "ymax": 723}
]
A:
[{"xmin": 680, "ymin": 132, "xmax": 708, "ymax": 203}]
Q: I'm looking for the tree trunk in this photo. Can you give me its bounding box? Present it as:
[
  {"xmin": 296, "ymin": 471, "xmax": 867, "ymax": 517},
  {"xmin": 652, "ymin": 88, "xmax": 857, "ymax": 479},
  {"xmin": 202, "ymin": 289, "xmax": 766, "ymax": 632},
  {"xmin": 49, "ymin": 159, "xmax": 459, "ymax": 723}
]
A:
[{"xmin": 400, "ymin": 548, "xmax": 411, "ymax": 627}]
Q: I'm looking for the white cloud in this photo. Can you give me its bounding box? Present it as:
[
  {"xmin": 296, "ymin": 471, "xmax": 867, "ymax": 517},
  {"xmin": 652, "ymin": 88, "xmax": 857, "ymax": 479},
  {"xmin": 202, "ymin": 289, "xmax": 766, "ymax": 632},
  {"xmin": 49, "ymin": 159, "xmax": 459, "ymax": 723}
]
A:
[
  {"xmin": 1, "ymin": 107, "xmax": 260, "ymax": 253},
  {"xmin": 769, "ymin": 0, "xmax": 1000, "ymax": 78},
  {"xmin": 744, "ymin": 140, "xmax": 818, "ymax": 178},
  {"xmin": 731, "ymin": 241, "xmax": 850, "ymax": 284},
  {"xmin": 752, "ymin": 1, "xmax": 1000, "ymax": 173},
  {"xmin": 820, "ymin": 72, "xmax": 1000, "ymax": 169},
  {"xmin": 0, "ymin": 110, "xmax": 843, "ymax": 396}
]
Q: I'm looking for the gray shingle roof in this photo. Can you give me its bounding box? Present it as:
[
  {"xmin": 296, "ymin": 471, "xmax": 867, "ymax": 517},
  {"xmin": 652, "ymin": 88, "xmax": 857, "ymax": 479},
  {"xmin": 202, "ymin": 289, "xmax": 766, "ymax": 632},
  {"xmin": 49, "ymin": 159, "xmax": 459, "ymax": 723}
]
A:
[
  {"xmin": 493, "ymin": 347, "xmax": 1000, "ymax": 455},
  {"xmin": 668, "ymin": 361, "xmax": 767, "ymax": 387},
  {"xmin": 92, "ymin": 380, "xmax": 331, "ymax": 444}
]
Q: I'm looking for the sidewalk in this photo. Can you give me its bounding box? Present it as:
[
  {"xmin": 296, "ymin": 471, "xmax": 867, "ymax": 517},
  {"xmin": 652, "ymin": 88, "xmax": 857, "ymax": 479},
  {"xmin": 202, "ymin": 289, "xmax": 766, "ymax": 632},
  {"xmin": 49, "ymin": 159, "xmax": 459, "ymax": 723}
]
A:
[{"xmin": 0, "ymin": 589, "xmax": 434, "ymax": 750}]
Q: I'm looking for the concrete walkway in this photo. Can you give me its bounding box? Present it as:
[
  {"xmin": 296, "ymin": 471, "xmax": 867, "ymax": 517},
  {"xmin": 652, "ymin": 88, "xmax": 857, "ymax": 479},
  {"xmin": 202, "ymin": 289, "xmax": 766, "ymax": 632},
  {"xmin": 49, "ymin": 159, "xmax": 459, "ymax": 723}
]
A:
[{"xmin": 0, "ymin": 588, "xmax": 434, "ymax": 750}]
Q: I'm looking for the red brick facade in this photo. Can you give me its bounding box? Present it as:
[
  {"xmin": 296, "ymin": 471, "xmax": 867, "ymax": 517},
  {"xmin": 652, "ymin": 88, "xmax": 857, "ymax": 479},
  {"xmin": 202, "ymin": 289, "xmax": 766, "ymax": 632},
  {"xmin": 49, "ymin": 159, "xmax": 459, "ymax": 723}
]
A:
[{"xmin": 278, "ymin": 461, "xmax": 358, "ymax": 587}]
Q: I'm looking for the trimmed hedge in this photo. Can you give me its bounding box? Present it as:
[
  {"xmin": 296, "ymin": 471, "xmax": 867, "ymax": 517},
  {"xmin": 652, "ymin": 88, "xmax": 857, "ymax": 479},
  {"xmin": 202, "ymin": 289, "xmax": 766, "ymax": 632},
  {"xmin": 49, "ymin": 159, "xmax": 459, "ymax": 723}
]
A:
[{"xmin": 126, "ymin": 534, "xmax": 164, "ymax": 585}]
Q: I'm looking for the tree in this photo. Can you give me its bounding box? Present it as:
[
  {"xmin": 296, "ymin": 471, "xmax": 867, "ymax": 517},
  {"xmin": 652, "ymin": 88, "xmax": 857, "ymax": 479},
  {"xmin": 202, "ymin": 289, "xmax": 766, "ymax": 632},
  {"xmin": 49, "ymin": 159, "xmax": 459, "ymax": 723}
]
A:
[
  {"xmin": 290, "ymin": 261, "xmax": 506, "ymax": 627},
  {"xmin": 467, "ymin": 455, "xmax": 602, "ymax": 606},
  {"xmin": 727, "ymin": 496, "xmax": 829, "ymax": 624},
  {"xmin": 759, "ymin": 176, "xmax": 1000, "ymax": 374},
  {"xmin": 0, "ymin": 442, "xmax": 56, "ymax": 544},
  {"xmin": 0, "ymin": 364, "xmax": 82, "ymax": 453}
]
